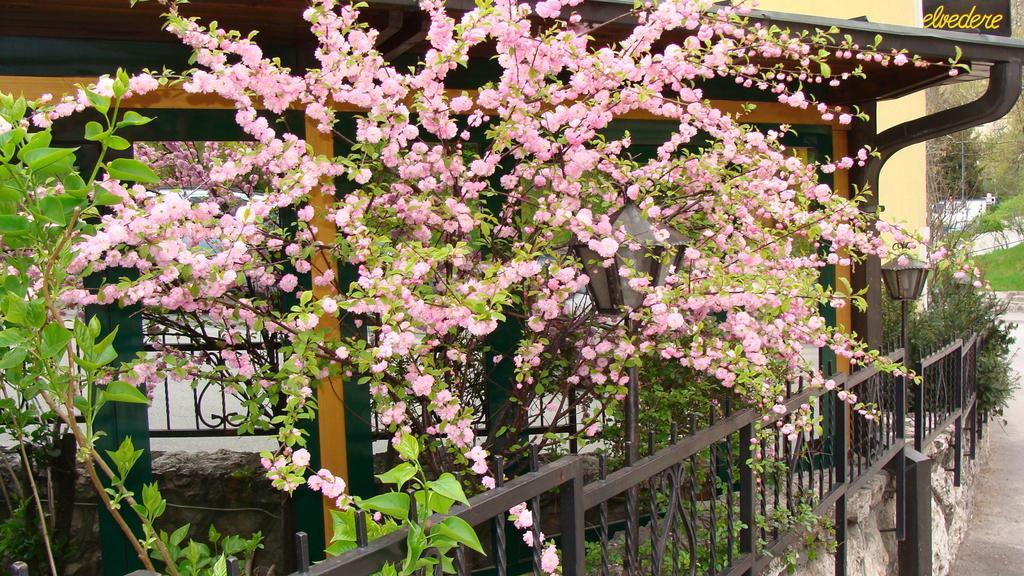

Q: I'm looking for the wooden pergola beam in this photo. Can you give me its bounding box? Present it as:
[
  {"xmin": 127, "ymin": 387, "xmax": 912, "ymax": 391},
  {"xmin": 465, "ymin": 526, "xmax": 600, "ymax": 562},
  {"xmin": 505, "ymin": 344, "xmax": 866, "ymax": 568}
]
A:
[{"xmin": 0, "ymin": 75, "xmax": 850, "ymax": 129}]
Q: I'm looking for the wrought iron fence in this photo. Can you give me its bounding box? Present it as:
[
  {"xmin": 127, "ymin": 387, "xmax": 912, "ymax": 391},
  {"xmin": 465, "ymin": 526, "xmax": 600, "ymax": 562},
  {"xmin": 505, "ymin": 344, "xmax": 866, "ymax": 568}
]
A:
[
  {"xmin": 141, "ymin": 314, "xmax": 280, "ymax": 438},
  {"xmin": 914, "ymin": 334, "xmax": 982, "ymax": 486},
  {"xmin": 13, "ymin": 335, "xmax": 985, "ymax": 576},
  {"xmin": 267, "ymin": 346, "xmax": 945, "ymax": 576}
]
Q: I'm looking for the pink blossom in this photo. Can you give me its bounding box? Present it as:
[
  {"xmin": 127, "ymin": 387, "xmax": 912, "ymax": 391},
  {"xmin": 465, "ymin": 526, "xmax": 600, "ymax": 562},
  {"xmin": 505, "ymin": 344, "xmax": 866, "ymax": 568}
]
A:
[
  {"xmin": 411, "ymin": 374, "xmax": 434, "ymax": 396},
  {"xmin": 292, "ymin": 448, "xmax": 311, "ymax": 467},
  {"xmin": 279, "ymin": 274, "xmax": 299, "ymax": 292},
  {"xmin": 541, "ymin": 545, "xmax": 560, "ymax": 574}
]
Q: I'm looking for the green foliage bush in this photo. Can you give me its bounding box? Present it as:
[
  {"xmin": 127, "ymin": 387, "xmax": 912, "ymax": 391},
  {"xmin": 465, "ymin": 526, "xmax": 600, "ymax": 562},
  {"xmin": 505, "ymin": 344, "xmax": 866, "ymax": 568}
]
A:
[{"xmin": 884, "ymin": 269, "xmax": 1018, "ymax": 417}]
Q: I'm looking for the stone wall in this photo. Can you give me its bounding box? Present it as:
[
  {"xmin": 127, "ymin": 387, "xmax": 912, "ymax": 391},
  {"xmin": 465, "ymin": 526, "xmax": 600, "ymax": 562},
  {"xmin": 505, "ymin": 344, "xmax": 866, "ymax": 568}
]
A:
[
  {"xmin": 769, "ymin": 425, "xmax": 990, "ymax": 576},
  {"xmin": 65, "ymin": 450, "xmax": 290, "ymax": 576}
]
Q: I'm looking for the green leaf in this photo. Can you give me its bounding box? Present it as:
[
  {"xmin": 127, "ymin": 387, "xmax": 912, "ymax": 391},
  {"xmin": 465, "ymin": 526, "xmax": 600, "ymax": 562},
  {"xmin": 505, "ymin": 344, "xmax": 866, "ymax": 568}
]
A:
[
  {"xmin": 23, "ymin": 147, "xmax": 76, "ymax": 172},
  {"xmin": 117, "ymin": 111, "xmax": 153, "ymax": 128},
  {"xmin": 105, "ymin": 135, "xmax": 131, "ymax": 151},
  {"xmin": 403, "ymin": 520, "xmax": 427, "ymax": 575},
  {"xmin": 212, "ymin": 555, "xmax": 227, "ymax": 576},
  {"xmin": 330, "ymin": 508, "xmax": 358, "ymax": 542},
  {"xmin": 169, "ymin": 523, "xmax": 191, "ymax": 547},
  {"xmin": 0, "ymin": 328, "xmax": 25, "ymax": 347},
  {"xmin": 93, "ymin": 189, "xmax": 124, "ymax": 206},
  {"xmin": 84, "ymin": 121, "xmax": 105, "ymax": 142},
  {"xmin": 325, "ymin": 540, "xmax": 357, "ymax": 556},
  {"xmin": 25, "ymin": 300, "xmax": 45, "ymax": 329},
  {"xmin": 92, "ymin": 327, "xmax": 119, "ymax": 367},
  {"xmin": 359, "ymin": 492, "xmax": 410, "ymax": 520},
  {"xmin": 17, "ymin": 131, "xmax": 52, "ymax": 161},
  {"xmin": 142, "ymin": 482, "xmax": 166, "ymax": 518},
  {"xmin": 103, "ymin": 381, "xmax": 150, "ymax": 404},
  {"xmin": 427, "ymin": 492, "xmax": 453, "ymax": 515},
  {"xmin": 425, "ymin": 473, "xmax": 469, "ymax": 506},
  {"xmin": 4, "ymin": 295, "xmax": 28, "ymax": 326},
  {"xmin": 0, "ymin": 127, "xmax": 25, "ymax": 152},
  {"xmin": 0, "ymin": 348, "xmax": 27, "ymax": 370},
  {"xmin": 434, "ymin": 516, "xmax": 484, "ymax": 554},
  {"xmin": 376, "ymin": 462, "xmax": 417, "ymax": 489},
  {"xmin": 106, "ymin": 436, "xmax": 143, "ymax": 480},
  {"xmin": 107, "ymin": 158, "xmax": 159, "ymax": 184},
  {"xmin": 0, "ymin": 215, "xmax": 28, "ymax": 235},
  {"xmin": 84, "ymin": 89, "xmax": 110, "ymax": 114},
  {"xmin": 38, "ymin": 195, "xmax": 67, "ymax": 225},
  {"xmin": 41, "ymin": 322, "xmax": 72, "ymax": 359},
  {"xmin": 395, "ymin": 433, "xmax": 420, "ymax": 462},
  {"xmin": 63, "ymin": 177, "xmax": 88, "ymax": 200},
  {"xmin": 0, "ymin": 183, "xmax": 22, "ymax": 202}
]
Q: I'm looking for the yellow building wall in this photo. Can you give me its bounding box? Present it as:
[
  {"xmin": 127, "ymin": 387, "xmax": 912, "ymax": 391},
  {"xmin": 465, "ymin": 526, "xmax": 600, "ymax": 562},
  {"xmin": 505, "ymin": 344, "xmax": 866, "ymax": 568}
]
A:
[{"xmin": 758, "ymin": 0, "xmax": 929, "ymax": 235}]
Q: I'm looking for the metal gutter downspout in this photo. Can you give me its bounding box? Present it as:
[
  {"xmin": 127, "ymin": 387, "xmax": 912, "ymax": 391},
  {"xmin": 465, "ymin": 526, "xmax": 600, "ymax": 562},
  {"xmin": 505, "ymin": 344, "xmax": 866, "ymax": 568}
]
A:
[{"xmin": 865, "ymin": 61, "xmax": 1023, "ymax": 192}]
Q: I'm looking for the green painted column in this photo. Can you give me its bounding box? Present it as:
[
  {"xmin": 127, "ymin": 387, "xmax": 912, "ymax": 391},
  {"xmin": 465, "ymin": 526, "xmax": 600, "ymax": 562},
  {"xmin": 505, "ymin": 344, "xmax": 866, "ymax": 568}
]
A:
[
  {"xmin": 70, "ymin": 140, "xmax": 153, "ymax": 576},
  {"xmin": 89, "ymin": 294, "xmax": 151, "ymax": 576},
  {"xmin": 480, "ymin": 153, "xmax": 526, "ymax": 459},
  {"xmin": 278, "ymin": 203, "xmax": 328, "ymax": 562}
]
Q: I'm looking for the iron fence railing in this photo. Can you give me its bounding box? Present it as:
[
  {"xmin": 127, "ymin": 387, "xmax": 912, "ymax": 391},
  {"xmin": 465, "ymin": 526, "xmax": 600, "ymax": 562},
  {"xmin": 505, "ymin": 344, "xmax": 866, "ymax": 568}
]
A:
[
  {"xmin": 141, "ymin": 316, "xmax": 281, "ymax": 438},
  {"xmin": 266, "ymin": 354, "xmax": 914, "ymax": 576},
  {"xmin": 11, "ymin": 335, "xmax": 986, "ymax": 576},
  {"xmin": 914, "ymin": 334, "xmax": 982, "ymax": 487}
]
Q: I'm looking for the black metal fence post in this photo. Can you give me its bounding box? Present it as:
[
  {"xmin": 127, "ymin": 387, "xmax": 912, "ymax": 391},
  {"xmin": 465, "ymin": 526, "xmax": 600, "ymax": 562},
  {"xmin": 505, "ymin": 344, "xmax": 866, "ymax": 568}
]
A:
[
  {"xmin": 295, "ymin": 532, "xmax": 311, "ymax": 574},
  {"xmin": 739, "ymin": 423, "xmax": 755, "ymax": 576},
  {"xmin": 834, "ymin": 387, "xmax": 849, "ymax": 576},
  {"xmin": 559, "ymin": 459, "xmax": 585, "ymax": 576},
  {"xmin": 970, "ymin": 337, "xmax": 980, "ymax": 458},
  {"xmin": 624, "ymin": 357, "xmax": 640, "ymax": 574},
  {"xmin": 490, "ymin": 456, "xmax": 507, "ymax": 576},
  {"xmin": 896, "ymin": 300, "xmax": 909, "ymax": 542},
  {"xmin": 953, "ymin": 340, "xmax": 964, "ymax": 487},
  {"xmin": 898, "ymin": 449, "xmax": 932, "ymax": 576}
]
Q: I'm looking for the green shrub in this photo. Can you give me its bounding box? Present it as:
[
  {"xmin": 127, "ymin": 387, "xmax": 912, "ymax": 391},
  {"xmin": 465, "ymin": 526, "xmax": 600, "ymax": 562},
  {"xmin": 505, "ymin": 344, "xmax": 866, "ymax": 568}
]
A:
[{"xmin": 884, "ymin": 269, "xmax": 1017, "ymax": 417}]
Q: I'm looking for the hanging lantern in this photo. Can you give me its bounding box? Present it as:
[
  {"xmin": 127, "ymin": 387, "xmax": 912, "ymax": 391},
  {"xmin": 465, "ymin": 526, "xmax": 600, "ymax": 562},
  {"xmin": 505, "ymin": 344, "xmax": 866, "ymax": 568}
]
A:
[
  {"xmin": 881, "ymin": 256, "xmax": 931, "ymax": 302},
  {"xmin": 571, "ymin": 203, "xmax": 686, "ymax": 314}
]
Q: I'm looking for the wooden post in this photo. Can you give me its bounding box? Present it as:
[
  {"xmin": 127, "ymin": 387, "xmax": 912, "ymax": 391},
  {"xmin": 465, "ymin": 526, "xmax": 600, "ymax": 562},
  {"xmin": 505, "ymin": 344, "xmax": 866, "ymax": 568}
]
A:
[{"xmin": 304, "ymin": 118, "xmax": 350, "ymax": 541}]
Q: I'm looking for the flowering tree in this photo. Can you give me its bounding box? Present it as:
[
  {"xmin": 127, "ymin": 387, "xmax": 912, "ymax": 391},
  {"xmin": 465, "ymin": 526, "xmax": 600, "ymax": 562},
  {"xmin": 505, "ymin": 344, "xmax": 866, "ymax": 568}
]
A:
[{"xmin": 1, "ymin": 0, "xmax": 980, "ymax": 573}]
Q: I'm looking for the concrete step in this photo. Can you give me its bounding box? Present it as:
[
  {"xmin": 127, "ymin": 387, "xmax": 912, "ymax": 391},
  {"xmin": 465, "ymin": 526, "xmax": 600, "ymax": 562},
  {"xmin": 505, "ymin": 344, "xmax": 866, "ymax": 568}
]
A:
[{"xmin": 996, "ymin": 292, "xmax": 1024, "ymax": 313}]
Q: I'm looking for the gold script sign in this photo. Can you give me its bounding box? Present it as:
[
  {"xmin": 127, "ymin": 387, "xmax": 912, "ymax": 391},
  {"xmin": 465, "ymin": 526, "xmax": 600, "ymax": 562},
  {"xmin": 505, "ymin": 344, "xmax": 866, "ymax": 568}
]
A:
[{"xmin": 922, "ymin": 1, "xmax": 1011, "ymax": 36}]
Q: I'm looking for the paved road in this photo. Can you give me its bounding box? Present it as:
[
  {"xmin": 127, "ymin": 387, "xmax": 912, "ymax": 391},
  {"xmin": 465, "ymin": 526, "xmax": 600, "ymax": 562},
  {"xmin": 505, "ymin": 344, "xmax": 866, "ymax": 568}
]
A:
[
  {"xmin": 951, "ymin": 311, "xmax": 1024, "ymax": 575},
  {"xmin": 971, "ymin": 231, "xmax": 1024, "ymax": 256}
]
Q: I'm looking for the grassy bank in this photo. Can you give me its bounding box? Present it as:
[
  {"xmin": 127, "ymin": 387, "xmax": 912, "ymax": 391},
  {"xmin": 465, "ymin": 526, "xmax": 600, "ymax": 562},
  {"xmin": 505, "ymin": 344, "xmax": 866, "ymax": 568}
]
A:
[{"xmin": 976, "ymin": 242, "xmax": 1024, "ymax": 291}]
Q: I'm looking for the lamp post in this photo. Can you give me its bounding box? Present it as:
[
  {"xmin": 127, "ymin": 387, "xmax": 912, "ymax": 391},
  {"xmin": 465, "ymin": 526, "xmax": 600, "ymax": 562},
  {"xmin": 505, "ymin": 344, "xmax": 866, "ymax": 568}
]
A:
[
  {"xmin": 572, "ymin": 202, "xmax": 685, "ymax": 572},
  {"xmin": 881, "ymin": 254, "xmax": 930, "ymax": 543}
]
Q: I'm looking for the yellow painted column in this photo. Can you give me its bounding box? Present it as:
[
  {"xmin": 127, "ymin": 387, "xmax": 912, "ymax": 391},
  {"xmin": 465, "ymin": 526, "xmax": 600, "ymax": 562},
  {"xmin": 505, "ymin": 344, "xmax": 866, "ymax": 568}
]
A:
[
  {"xmin": 832, "ymin": 127, "xmax": 852, "ymax": 374},
  {"xmin": 304, "ymin": 118, "xmax": 348, "ymax": 540}
]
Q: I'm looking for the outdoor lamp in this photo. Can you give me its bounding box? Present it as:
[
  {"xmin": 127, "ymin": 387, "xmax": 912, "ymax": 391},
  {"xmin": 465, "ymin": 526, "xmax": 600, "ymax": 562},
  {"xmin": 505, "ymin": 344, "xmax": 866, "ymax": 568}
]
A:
[
  {"xmin": 571, "ymin": 202, "xmax": 687, "ymax": 314},
  {"xmin": 881, "ymin": 256, "xmax": 930, "ymax": 302},
  {"xmin": 881, "ymin": 252, "xmax": 929, "ymax": 544}
]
